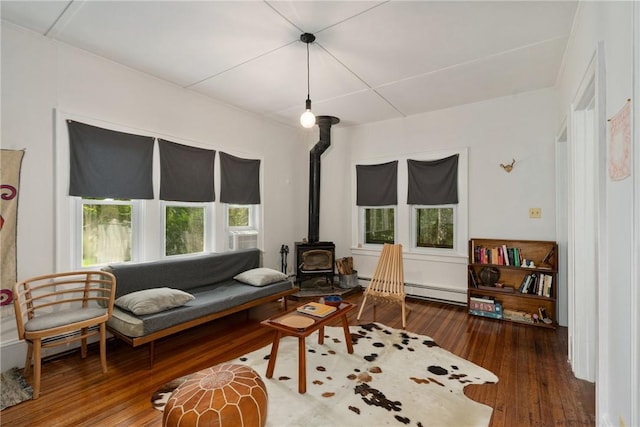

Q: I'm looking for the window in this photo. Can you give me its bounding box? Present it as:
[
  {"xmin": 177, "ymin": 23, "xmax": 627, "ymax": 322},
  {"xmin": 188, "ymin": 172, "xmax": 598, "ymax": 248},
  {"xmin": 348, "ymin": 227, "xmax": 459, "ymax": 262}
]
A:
[
  {"xmin": 226, "ymin": 204, "xmax": 259, "ymax": 229},
  {"xmin": 227, "ymin": 205, "xmax": 251, "ymax": 228},
  {"xmin": 226, "ymin": 204, "xmax": 259, "ymax": 250},
  {"xmin": 414, "ymin": 206, "xmax": 455, "ymax": 249},
  {"xmin": 79, "ymin": 198, "xmax": 136, "ymax": 267},
  {"xmin": 164, "ymin": 203, "xmax": 206, "ymax": 256},
  {"xmin": 363, "ymin": 207, "xmax": 395, "ymax": 244},
  {"xmin": 352, "ymin": 149, "xmax": 467, "ymax": 256},
  {"xmin": 58, "ymin": 116, "xmax": 265, "ymax": 270}
]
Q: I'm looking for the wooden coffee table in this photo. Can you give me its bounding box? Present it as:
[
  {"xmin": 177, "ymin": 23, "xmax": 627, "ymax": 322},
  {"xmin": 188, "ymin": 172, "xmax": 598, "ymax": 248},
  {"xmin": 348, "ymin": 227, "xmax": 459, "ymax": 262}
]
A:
[{"xmin": 261, "ymin": 301, "xmax": 355, "ymax": 394}]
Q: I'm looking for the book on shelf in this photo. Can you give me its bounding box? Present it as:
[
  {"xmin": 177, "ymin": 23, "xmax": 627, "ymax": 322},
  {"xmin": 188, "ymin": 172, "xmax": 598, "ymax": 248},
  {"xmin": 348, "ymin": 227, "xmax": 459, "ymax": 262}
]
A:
[
  {"xmin": 469, "ymin": 302, "xmax": 503, "ymax": 319},
  {"xmin": 530, "ymin": 273, "xmax": 540, "ymax": 295},
  {"xmin": 517, "ymin": 272, "xmax": 553, "ymax": 297},
  {"xmin": 470, "ymin": 295, "xmax": 495, "ymax": 304},
  {"xmin": 468, "ymin": 267, "xmax": 479, "ymax": 288},
  {"xmin": 518, "ymin": 274, "xmax": 529, "ymax": 293},
  {"xmin": 469, "ymin": 300, "xmax": 497, "ymax": 312},
  {"xmin": 543, "ymin": 274, "xmax": 553, "ymax": 297},
  {"xmin": 501, "ymin": 244, "xmax": 509, "ymax": 265},
  {"xmin": 537, "ymin": 274, "xmax": 547, "ymax": 296},
  {"xmin": 296, "ymin": 302, "xmax": 337, "ymax": 317},
  {"xmin": 473, "ymin": 244, "xmax": 523, "ymax": 267}
]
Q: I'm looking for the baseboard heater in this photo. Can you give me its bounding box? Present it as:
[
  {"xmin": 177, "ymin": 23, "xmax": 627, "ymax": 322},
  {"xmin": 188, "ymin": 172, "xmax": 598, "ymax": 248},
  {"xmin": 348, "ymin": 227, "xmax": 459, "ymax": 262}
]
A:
[{"xmin": 358, "ymin": 277, "xmax": 467, "ymax": 307}]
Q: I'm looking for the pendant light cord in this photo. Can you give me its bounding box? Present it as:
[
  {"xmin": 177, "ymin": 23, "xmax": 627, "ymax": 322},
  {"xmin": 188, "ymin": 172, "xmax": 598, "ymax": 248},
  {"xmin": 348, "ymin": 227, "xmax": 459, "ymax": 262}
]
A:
[{"xmin": 306, "ymin": 41, "xmax": 310, "ymax": 100}]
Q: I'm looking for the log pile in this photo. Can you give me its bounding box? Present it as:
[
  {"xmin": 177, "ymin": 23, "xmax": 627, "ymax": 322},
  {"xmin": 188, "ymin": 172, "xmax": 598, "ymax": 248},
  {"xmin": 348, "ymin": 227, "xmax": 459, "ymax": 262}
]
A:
[{"xmin": 335, "ymin": 257, "xmax": 354, "ymax": 275}]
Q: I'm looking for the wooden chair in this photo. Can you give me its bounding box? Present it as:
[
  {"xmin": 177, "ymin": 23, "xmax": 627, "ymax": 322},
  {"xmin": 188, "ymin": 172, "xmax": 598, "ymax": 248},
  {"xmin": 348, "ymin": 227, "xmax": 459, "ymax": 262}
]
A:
[
  {"xmin": 356, "ymin": 243, "xmax": 409, "ymax": 328},
  {"xmin": 13, "ymin": 270, "xmax": 116, "ymax": 399}
]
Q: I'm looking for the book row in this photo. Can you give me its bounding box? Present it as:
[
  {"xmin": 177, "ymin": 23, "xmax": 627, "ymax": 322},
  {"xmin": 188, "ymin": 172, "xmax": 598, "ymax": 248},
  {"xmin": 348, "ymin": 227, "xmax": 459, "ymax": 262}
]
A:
[
  {"xmin": 471, "ymin": 243, "xmax": 524, "ymax": 266},
  {"xmin": 518, "ymin": 272, "xmax": 553, "ymax": 297}
]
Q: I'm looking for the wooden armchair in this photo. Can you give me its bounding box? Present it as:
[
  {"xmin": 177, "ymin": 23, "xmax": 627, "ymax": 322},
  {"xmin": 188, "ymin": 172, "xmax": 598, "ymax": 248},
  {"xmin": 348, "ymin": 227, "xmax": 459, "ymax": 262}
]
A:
[
  {"xmin": 356, "ymin": 243, "xmax": 409, "ymax": 328},
  {"xmin": 13, "ymin": 270, "xmax": 116, "ymax": 399}
]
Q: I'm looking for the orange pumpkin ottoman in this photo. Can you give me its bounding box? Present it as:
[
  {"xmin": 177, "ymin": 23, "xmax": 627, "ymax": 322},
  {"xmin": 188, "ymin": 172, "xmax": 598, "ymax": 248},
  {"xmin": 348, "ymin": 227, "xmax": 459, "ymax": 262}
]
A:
[{"xmin": 163, "ymin": 364, "xmax": 268, "ymax": 427}]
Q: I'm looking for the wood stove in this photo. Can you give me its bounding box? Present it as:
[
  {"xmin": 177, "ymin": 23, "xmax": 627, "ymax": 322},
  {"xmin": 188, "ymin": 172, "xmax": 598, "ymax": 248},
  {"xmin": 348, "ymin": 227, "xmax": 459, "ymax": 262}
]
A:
[
  {"xmin": 295, "ymin": 241, "xmax": 335, "ymax": 285},
  {"xmin": 295, "ymin": 115, "xmax": 339, "ymax": 287}
]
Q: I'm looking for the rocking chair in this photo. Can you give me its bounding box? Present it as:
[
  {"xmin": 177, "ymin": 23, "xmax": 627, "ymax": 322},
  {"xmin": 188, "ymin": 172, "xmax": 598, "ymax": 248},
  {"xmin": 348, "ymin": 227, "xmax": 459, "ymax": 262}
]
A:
[{"xmin": 356, "ymin": 243, "xmax": 408, "ymax": 328}]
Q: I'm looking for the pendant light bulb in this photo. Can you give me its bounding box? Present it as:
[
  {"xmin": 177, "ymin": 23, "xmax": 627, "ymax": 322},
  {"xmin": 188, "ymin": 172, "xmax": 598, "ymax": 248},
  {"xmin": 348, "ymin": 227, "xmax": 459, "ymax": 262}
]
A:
[{"xmin": 300, "ymin": 98, "xmax": 315, "ymax": 128}]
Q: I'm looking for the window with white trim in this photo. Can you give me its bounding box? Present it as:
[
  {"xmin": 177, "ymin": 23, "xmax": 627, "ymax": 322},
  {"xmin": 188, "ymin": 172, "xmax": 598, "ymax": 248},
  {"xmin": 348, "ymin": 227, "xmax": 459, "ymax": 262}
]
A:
[
  {"xmin": 225, "ymin": 204, "xmax": 259, "ymax": 250},
  {"xmin": 163, "ymin": 201, "xmax": 211, "ymax": 257},
  {"xmin": 412, "ymin": 205, "xmax": 455, "ymax": 250},
  {"xmin": 76, "ymin": 198, "xmax": 140, "ymax": 267},
  {"xmin": 226, "ymin": 204, "xmax": 257, "ymax": 230},
  {"xmin": 362, "ymin": 207, "xmax": 396, "ymax": 245}
]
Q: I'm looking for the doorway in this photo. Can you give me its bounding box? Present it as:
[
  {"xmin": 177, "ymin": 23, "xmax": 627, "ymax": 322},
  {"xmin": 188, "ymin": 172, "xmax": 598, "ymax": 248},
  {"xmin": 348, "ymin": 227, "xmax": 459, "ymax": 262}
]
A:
[{"xmin": 566, "ymin": 45, "xmax": 606, "ymax": 383}]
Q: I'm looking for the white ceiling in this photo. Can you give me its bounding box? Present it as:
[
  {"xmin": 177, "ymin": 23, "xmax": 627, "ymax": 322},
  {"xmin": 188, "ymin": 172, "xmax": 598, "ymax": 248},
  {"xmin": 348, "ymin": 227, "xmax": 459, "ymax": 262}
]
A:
[{"xmin": 1, "ymin": 0, "xmax": 578, "ymax": 127}]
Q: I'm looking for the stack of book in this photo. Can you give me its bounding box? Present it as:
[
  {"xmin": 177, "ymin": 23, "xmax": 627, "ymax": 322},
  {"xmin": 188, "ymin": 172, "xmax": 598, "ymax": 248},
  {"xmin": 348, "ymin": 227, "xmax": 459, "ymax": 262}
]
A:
[{"xmin": 468, "ymin": 296, "xmax": 503, "ymax": 319}]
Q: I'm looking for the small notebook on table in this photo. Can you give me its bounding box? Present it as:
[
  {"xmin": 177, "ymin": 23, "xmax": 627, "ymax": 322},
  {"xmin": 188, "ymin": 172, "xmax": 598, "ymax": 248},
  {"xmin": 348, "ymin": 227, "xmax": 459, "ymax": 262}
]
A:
[{"xmin": 296, "ymin": 302, "xmax": 337, "ymax": 317}]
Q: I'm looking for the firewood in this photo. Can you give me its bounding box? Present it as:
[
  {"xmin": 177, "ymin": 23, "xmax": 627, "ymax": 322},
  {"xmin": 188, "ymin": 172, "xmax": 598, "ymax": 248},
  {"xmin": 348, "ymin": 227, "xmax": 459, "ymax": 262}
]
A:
[{"xmin": 336, "ymin": 257, "xmax": 354, "ymax": 275}]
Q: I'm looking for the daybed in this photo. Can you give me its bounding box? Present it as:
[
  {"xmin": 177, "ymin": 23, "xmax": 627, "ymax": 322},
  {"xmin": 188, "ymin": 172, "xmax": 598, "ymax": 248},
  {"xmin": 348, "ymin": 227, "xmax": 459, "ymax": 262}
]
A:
[{"xmin": 103, "ymin": 248, "xmax": 297, "ymax": 366}]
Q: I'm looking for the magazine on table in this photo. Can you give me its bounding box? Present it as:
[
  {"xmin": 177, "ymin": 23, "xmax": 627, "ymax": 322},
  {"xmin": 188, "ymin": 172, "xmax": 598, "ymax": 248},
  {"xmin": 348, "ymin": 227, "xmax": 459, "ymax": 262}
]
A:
[{"xmin": 296, "ymin": 302, "xmax": 337, "ymax": 317}]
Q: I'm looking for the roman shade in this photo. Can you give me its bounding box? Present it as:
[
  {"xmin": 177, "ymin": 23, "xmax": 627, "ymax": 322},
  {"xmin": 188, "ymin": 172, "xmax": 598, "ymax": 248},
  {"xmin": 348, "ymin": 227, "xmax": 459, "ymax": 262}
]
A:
[
  {"xmin": 407, "ymin": 154, "xmax": 459, "ymax": 205},
  {"xmin": 356, "ymin": 161, "xmax": 398, "ymax": 206},
  {"xmin": 158, "ymin": 139, "xmax": 215, "ymax": 202},
  {"xmin": 219, "ymin": 152, "xmax": 261, "ymax": 204},
  {"xmin": 67, "ymin": 120, "xmax": 154, "ymax": 199}
]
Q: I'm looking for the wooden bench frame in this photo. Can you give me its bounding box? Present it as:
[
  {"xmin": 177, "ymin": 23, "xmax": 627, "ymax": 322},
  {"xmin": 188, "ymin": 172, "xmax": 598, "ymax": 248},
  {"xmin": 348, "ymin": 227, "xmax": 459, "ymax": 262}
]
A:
[{"xmin": 107, "ymin": 287, "xmax": 298, "ymax": 367}]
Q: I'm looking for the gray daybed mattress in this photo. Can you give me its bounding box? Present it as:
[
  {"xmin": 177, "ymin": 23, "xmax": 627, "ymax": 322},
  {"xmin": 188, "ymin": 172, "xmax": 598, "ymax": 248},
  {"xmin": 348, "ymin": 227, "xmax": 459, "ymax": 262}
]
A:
[{"xmin": 108, "ymin": 279, "xmax": 293, "ymax": 338}]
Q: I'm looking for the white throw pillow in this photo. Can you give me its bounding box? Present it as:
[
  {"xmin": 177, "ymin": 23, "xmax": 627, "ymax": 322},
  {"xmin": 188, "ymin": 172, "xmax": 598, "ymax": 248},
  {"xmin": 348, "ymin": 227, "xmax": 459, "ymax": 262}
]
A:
[
  {"xmin": 115, "ymin": 287, "xmax": 195, "ymax": 315},
  {"xmin": 234, "ymin": 268, "xmax": 288, "ymax": 287}
]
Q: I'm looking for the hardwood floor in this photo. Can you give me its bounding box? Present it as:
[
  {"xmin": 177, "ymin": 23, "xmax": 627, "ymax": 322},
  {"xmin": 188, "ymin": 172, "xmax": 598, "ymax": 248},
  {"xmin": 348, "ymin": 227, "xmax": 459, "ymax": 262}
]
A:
[{"xmin": 1, "ymin": 291, "xmax": 595, "ymax": 426}]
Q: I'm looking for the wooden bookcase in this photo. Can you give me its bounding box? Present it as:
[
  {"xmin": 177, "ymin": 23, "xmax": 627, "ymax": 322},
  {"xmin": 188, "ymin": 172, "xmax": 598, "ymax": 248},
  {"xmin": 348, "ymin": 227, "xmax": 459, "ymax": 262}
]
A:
[{"xmin": 468, "ymin": 238, "xmax": 558, "ymax": 328}]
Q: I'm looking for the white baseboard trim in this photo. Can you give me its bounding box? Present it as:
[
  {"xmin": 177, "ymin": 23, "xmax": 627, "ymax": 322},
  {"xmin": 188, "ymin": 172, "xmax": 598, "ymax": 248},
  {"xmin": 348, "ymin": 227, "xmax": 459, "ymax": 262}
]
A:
[{"xmin": 1, "ymin": 334, "xmax": 102, "ymax": 372}]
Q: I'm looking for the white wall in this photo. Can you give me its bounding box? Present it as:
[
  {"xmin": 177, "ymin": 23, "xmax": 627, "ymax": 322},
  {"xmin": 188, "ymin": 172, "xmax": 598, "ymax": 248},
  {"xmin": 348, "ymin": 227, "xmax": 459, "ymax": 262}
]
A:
[
  {"xmin": 321, "ymin": 89, "xmax": 559, "ymax": 304},
  {"xmin": 555, "ymin": 2, "xmax": 638, "ymax": 426},
  {"xmin": 0, "ymin": 24, "xmax": 308, "ymax": 371}
]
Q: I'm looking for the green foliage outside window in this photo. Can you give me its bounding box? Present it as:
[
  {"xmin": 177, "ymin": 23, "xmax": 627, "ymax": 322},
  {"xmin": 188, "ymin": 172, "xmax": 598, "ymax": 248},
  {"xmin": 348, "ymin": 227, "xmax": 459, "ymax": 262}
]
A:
[
  {"xmin": 416, "ymin": 207, "xmax": 454, "ymax": 249},
  {"xmin": 228, "ymin": 206, "xmax": 249, "ymax": 227},
  {"xmin": 165, "ymin": 206, "xmax": 204, "ymax": 256},
  {"xmin": 365, "ymin": 208, "xmax": 395, "ymax": 244},
  {"xmin": 82, "ymin": 203, "xmax": 132, "ymax": 266}
]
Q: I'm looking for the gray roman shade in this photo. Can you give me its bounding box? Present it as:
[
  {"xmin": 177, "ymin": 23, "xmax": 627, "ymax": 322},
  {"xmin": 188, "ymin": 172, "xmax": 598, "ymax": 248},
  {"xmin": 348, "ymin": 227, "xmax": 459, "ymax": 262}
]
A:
[
  {"xmin": 407, "ymin": 154, "xmax": 459, "ymax": 205},
  {"xmin": 219, "ymin": 152, "xmax": 261, "ymax": 204},
  {"xmin": 356, "ymin": 161, "xmax": 398, "ymax": 206},
  {"xmin": 67, "ymin": 120, "xmax": 154, "ymax": 199},
  {"xmin": 158, "ymin": 139, "xmax": 216, "ymax": 202}
]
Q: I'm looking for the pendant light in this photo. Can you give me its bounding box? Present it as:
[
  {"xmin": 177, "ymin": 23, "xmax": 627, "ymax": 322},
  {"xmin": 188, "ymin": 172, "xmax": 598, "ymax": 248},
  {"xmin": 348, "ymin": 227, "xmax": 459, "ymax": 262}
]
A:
[{"xmin": 300, "ymin": 33, "xmax": 316, "ymax": 128}]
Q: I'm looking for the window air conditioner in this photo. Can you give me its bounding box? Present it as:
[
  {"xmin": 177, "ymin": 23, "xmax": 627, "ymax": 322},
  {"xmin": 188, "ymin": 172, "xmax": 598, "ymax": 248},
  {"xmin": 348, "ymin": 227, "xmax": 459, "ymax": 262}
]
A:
[{"xmin": 228, "ymin": 230, "xmax": 258, "ymax": 251}]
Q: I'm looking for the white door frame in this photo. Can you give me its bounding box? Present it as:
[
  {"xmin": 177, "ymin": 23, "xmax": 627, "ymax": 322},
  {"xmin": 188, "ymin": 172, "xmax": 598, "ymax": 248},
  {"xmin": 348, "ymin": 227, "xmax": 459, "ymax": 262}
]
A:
[
  {"xmin": 555, "ymin": 121, "xmax": 568, "ymax": 328},
  {"xmin": 567, "ymin": 42, "xmax": 606, "ymax": 383},
  {"xmin": 630, "ymin": 3, "xmax": 640, "ymax": 424}
]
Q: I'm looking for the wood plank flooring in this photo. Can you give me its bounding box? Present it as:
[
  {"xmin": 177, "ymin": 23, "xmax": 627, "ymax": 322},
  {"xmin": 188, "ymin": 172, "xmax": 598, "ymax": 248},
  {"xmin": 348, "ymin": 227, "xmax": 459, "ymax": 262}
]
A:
[{"xmin": 0, "ymin": 291, "xmax": 595, "ymax": 426}]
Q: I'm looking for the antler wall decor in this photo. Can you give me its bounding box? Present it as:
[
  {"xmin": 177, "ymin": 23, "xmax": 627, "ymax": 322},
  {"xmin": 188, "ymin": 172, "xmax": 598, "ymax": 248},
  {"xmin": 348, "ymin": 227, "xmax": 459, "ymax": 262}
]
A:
[{"xmin": 500, "ymin": 159, "xmax": 516, "ymax": 173}]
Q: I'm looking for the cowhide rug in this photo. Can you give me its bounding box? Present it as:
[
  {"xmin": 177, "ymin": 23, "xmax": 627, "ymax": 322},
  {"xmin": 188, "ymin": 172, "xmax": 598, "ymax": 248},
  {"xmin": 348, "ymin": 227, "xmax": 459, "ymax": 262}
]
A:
[{"xmin": 152, "ymin": 323, "xmax": 498, "ymax": 427}]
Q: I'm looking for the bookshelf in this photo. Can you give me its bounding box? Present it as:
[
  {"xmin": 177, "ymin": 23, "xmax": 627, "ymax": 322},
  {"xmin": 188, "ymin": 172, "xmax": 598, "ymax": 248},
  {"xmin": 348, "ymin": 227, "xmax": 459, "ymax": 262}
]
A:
[{"xmin": 468, "ymin": 238, "xmax": 558, "ymax": 329}]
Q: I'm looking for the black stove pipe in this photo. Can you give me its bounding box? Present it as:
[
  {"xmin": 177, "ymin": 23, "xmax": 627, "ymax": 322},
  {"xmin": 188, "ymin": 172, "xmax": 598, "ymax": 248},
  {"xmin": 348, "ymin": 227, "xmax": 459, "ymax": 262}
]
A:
[{"xmin": 308, "ymin": 115, "xmax": 340, "ymax": 243}]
